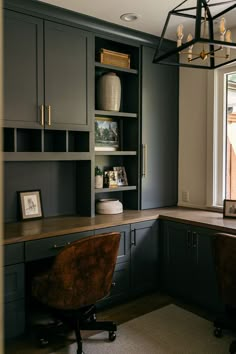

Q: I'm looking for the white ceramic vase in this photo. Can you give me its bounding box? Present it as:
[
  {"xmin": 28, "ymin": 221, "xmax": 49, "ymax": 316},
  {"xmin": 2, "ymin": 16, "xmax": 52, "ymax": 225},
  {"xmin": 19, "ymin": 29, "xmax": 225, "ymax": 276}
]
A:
[
  {"xmin": 97, "ymin": 72, "xmax": 121, "ymax": 111},
  {"xmin": 95, "ymin": 175, "xmax": 103, "ymax": 189}
]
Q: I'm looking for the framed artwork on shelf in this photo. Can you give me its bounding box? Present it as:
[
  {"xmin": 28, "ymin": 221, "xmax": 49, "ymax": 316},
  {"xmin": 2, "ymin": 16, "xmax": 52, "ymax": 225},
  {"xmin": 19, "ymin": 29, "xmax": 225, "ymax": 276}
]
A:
[
  {"xmin": 18, "ymin": 190, "xmax": 43, "ymax": 220},
  {"xmin": 95, "ymin": 117, "xmax": 119, "ymax": 151},
  {"xmin": 223, "ymin": 199, "xmax": 236, "ymax": 218},
  {"xmin": 113, "ymin": 166, "xmax": 128, "ymax": 186},
  {"xmin": 104, "ymin": 170, "xmax": 118, "ymax": 188}
]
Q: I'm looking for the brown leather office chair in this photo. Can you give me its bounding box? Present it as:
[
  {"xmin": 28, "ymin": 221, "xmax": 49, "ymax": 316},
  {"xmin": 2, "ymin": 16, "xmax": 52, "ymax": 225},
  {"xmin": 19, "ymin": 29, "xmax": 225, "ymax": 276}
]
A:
[
  {"xmin": 32, "ymin": 232, "xmax": 121, "ymax": 354},
  {"xmin": 213, "ymin": 232, "xmax": 236, "ymax": 354}
]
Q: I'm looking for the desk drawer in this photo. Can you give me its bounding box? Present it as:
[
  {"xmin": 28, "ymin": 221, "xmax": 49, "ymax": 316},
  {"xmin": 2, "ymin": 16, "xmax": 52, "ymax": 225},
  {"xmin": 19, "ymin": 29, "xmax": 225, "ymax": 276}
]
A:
[
  {"xmin": 4, "ymin": 263, "xmax": 25, "ymax": 302},
  {"xmin": 25, "ymin": 231, "xmax": 94, "ymax": 261},
  {"xmin": 95, "ymin": 224, "xmax": 130, "ymax": 264},
  {"xmin": 4, "ymin": 243, "xmax": 24, "ymax": 266}
]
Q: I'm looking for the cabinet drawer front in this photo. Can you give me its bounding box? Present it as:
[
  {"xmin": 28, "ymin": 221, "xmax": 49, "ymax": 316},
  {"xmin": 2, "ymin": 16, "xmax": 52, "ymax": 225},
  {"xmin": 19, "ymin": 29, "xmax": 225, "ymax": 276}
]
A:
[
  {"xmin": 95, "ymin": 224, "xmax": 130, "ymax": 264},
  {"xmin": 4, "ymin": 299, "xmax": 25, "ymax": 339},
  {"xmin": 4, "ymin": 243, "xmax": 24, "ymax": 266},
  {"xmin": 25, "ymin": 231, "xmax": 93, "ymax": 261},
  {"xmin": 4, "ymin": 263, "xmax": 25, "ymax": 302}
]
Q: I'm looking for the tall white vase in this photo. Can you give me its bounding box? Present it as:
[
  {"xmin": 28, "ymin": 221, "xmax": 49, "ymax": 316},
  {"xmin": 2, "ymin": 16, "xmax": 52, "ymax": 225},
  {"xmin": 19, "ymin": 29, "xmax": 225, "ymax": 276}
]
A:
[{"xmin": 97, "ymin": 72, "xmax": 121, "ymax": 111}]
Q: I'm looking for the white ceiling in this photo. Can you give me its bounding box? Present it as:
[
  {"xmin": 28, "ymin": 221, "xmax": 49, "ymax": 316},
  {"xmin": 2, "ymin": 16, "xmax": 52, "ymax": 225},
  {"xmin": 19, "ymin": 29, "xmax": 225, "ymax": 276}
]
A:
[{"xmin": 38, "ymin": 0, "xmax": 236, "ymax": 39}]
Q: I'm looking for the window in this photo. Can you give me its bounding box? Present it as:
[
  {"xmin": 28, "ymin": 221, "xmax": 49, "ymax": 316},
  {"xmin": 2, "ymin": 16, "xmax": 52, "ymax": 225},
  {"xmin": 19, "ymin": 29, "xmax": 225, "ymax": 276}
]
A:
[
  {"xmin": 207, "ymin": 66, "xmax": 236, "ymax": 209},
  {"xmin": 226, "ymin": 73, "xmax": 236, "ymax": 199}
]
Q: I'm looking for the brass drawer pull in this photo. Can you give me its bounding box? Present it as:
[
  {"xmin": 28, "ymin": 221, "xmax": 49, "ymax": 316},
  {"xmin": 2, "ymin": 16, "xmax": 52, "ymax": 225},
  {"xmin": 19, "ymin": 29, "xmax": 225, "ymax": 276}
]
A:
[
  {"xmin": 52, "ymin": 242, "xmax": 71, "ymax": 249},
  {"xmin": 47, "ymin": 105, "xmax": 52, "ymax": 126},
  {"xmin": 40, "ymin": 104, "xmax": 44, "ymax": 126}
]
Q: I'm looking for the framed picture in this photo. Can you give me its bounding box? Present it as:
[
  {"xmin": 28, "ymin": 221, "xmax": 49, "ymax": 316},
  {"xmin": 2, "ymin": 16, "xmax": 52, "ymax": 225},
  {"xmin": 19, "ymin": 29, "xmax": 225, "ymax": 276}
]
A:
[
  {"xmin": 95, "ymin": 117, "xmax": 119, "ymax": 151},
  {"xmin": 223, "ymin": 199, "xmax": 236, "ymax": 218},
  {"xmin": 18, "ymin": 190, "xmax": 43, "ymax": 220},
  {"xmin": 113, "ymin": 166, "xmax": 128, "ymax": 186},
  {"xmin": 104, "ymin": 170, "xmax": 118, "ymax": 188}
]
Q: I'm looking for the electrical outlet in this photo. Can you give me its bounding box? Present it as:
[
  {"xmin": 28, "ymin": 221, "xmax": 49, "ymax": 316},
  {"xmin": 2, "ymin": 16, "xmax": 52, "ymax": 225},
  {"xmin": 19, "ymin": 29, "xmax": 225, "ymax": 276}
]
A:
[{"xmin": 182, "ymin": 191, "xmax": 189, "ymax": 202}]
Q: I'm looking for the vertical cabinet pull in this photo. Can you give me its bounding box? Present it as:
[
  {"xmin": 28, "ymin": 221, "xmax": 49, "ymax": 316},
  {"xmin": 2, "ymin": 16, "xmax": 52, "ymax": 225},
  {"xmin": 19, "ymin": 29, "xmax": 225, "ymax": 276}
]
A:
[
  {"xmin": 142, "ymin": 144, "xmax": 147, "ymax": 177},
  {"xmin": 192, "ymin": 231, "xmax": 197, "ymax": 248},
  {"xmin": 40, "ymin": 104, "xmax": 44, "ymax": 126},
  {"xmin": 187, "ymin": 230, "xmax": 191, "ymax": 248},
  {"xmin": 46, "ymin": 105, "xmax": 52, "ymax": 126},
  {"xmin": 131, "ymin": 229, "xmax": 136, "ymax": 246}
]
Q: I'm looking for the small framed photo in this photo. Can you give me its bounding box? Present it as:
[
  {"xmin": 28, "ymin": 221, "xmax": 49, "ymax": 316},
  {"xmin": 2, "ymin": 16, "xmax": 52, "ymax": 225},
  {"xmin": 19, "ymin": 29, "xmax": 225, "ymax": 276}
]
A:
[
  {"xmin": 113, "ymin": 166, "xmax": 128, "ymax": 186},
  {"xmin": 95, "ymin": 117, "xmax": 119, "ymax": 151},
  {"xmin": 18, "ymin": 190, "xmax": 43, "ymax": 220},
  {"xmin": 104, "ymin": 170, "xmax": 118, "ymax": 188},
  {"xmin": 223, "ymin": 199, "xmax": 236, "ymax": 218}
]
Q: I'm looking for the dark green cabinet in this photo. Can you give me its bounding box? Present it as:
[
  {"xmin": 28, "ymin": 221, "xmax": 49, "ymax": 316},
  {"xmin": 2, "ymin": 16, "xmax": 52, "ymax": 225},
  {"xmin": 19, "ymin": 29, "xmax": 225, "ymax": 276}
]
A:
[
  {"xmin": 44, "ymin": 21, "xmax": 92, "ymax": 131},
  {"xmin": 4, "ymin": 10, "xmax": 44, "ymax": 129},
  {"xmin": 160, "ymin": 220, "xmax": 221, "ymax": 312},
  {"xmin": 95, "ymin": 224, "xmax": 131, "ymax": 305},
  {"xmin": 130, "ymin": 220, "xmax": 159, "ymax": 295},
  {"xmin": 4, "ymin": 10, "xmax": 92, "ymax": 131},
  {"xmin": 4, "ymin": 243, "xmax": 25, "ymax": 339},
  {"xmin": 141, "ymin": 46, "xmax": 178, "ymax": 209}
]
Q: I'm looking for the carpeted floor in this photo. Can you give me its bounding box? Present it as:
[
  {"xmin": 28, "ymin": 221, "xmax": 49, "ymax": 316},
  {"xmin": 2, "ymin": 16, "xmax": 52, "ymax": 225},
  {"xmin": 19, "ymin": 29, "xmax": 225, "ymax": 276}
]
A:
[{"xmin": 53, "ymin": 304, "xmax": 235, "ymax": 354}]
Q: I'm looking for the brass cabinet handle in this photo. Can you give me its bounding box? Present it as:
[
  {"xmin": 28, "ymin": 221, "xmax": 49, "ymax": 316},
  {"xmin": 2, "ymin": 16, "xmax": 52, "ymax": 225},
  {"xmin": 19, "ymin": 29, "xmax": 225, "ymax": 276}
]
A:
[
  {"xmin": 142, "ymin": 144, "xmax": 147, "ymax": 177},
  {"xmin": 46, "ymin": 105, "xmax": 52, "ymax": 126},
  {"xmin": 52, "ymin": 242, "xmax": 71, "ymax": 249},
  {"xmin": 40, "ymin": 104, "xmax": 44, "ymax": 126}
]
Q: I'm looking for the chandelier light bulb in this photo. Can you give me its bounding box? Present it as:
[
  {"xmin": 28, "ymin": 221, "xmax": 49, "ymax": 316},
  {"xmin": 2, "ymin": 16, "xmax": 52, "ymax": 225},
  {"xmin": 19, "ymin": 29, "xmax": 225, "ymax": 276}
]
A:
[
  {"xmin": 219, "ymin": 17, "xmax": 226, "ymax": 41},
  {"xmin": 225, "ymin": 29, "xmax": 232, "ymax": 58},
  {"xmin": 187, "ymin": 33, "xmax": 193, "ymax": 61},
  {"xmin": 177, "ymin": 24, "xmax": 184, "ymax": 47}
]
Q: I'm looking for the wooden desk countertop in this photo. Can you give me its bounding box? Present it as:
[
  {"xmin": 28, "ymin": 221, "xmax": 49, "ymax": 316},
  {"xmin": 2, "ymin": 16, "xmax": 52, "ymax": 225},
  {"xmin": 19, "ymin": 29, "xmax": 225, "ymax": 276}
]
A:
[{"xmin": 4, "ymin": 207, "xmax": 236, "ymax": 245}]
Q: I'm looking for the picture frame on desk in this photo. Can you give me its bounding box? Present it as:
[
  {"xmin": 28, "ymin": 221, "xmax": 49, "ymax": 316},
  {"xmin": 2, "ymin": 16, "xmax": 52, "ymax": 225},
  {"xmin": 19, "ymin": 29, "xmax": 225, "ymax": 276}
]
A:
[
  {"xmin": 223, "ymin": 199, "xmax": 236, "ymax": 218},
  {"xmin": 18, "ymin": 190, "xmax": 43, "ymax": 220},
  {"xmin": 95, "ymin": 117, "xmax": 119, "ymax": 151}
]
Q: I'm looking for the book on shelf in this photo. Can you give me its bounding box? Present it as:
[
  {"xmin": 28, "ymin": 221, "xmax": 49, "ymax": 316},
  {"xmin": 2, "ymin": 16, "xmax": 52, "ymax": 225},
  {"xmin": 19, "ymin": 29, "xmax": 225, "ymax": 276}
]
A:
[{"xmin": 95, "ymin": 146, "xmax": 118, "ymax": 151}]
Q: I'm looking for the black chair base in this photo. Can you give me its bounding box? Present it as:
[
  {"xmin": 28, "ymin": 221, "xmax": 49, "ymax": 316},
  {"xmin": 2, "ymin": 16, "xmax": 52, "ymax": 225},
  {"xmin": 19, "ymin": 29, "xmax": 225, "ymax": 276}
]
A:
[
  {"xmin": 34, "ymin": 304, "xmax": 117, "ymax": 354},
  {"xmin": 230, "ymin": 340, "xmax": 236, "ymax": 354}
]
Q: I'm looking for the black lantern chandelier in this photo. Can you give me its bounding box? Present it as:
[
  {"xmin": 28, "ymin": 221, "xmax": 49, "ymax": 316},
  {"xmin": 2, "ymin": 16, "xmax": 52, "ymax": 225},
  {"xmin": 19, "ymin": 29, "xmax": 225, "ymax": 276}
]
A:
[{"xmin": 153, "ymin": 0, "xmax": 236, "ymax": 69}]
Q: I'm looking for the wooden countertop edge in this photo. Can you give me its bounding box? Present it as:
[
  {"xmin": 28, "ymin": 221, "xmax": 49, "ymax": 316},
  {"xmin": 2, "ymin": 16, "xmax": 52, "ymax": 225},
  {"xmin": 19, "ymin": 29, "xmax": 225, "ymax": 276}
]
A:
[{"xmin": 4, "ymin": 207, "xmax": 236, "ymax": 245}]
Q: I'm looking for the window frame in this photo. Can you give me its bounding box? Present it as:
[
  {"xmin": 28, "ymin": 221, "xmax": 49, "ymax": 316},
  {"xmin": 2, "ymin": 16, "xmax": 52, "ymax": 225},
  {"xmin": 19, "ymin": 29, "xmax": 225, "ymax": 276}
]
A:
[{"xmin": 206, "ymin": 64, "xmax": 236, "ymax": 209}]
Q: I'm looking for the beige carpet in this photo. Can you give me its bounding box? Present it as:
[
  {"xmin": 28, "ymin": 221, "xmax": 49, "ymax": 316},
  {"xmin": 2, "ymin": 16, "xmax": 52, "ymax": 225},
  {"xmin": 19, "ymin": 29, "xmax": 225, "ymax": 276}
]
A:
[{"xmin": 53, "ymin": 304, "xmax": 234, "ymax": 354}]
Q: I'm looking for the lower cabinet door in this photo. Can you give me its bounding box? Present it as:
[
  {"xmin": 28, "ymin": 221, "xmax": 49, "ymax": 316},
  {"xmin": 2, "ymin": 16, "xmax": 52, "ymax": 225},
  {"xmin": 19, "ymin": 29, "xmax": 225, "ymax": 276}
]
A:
[
  {"xmin": 130, "ymin": 220, "xmax": 159, "ymax": 295},
  {"xmin": 5, "ymin": 299, "xmax": 25, "ymax": 339}
]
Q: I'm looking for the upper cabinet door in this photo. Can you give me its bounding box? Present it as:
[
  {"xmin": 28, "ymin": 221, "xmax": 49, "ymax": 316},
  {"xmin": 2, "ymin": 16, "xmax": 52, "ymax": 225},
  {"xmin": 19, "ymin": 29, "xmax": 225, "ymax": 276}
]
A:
[
  {"xmin": 3, "ymin": 10, "xmax": 44, "ymax": 128},
  {"xmin": 44, "ymin": 21, "xmax": 93, "ymax": 131},
  {"xmin": 141, "ymin": 46, "xmax": 179, "ymax": 209}
]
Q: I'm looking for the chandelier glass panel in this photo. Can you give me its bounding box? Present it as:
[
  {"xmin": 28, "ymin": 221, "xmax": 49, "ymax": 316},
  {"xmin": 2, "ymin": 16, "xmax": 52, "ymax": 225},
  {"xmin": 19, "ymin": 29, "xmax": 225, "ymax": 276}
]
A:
[{"xmin": 153, "ymin": 0, "xmax": 236, "ymax": 69}]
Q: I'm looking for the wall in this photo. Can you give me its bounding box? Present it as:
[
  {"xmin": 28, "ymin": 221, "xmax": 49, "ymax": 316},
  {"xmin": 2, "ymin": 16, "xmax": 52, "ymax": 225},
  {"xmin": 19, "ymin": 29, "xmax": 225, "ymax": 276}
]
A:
[
  {"xmin": 178, "ymin": 27, "xmax": 236, "ymax": 210},
  {"xmin": 178, "ymin": 67, "xmax": 208, "ymax": 209}
]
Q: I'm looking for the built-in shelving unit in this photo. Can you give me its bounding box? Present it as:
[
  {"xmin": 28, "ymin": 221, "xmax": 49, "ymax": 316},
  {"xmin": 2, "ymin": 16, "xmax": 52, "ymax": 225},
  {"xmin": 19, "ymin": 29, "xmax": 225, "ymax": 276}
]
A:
[{"xmin": 94, "ymin": 36, "xmax": 140, "ymax": 211}]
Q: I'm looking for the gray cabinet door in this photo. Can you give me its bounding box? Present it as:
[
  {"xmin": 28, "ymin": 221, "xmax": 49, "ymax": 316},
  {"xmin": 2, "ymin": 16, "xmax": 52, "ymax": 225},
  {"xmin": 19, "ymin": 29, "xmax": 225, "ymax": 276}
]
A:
[
  {"xmin": 130, "ymin": 220, "xmax": 158, "ymax": 294},
  {"xmin": 44, "ymin": 21, "xmax": 92, "ymax": 130},
  {"xmin": 141, "ymin": 46, "xmax": 178, "ymax": 209},
  {"xmin": 161, "ymin": 220, "xmax": 222, "ymax": 312},
  {"xmin": 4, "ymin": 10, "xmax": 44, "ymax": 128},
  {"xmin": 161, "ymin": 221, "xmax": 192, "ymax": 299}
]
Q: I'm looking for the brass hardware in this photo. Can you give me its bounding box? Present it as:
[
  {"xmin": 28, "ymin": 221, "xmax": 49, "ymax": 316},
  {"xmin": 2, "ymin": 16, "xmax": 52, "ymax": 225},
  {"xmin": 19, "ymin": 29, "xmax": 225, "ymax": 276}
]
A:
[
  {"xmin": 142, "ymin": 144, "xmax": 147, "ymax": 177},
  {"xmin": 40, "ymin": 104, "xmax": 44, "ymax": 126},
  {"xmin": 47, "ymin": 105, "xmax": 52, "ymax": 126},
  {"xmin": 53, "ymin": 242, "xmax": 71, "ymax": 249}
]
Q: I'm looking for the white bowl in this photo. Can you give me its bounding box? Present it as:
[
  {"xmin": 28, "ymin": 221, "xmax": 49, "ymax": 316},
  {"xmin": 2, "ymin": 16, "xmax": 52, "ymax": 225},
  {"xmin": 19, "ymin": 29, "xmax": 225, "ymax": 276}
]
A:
[{"xmin": 96, "ymin": 199, "xmax": 123, "ymax": 214}]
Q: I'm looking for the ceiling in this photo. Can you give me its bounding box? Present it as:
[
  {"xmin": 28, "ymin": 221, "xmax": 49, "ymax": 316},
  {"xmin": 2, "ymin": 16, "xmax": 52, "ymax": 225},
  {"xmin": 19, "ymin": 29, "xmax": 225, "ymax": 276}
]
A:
[
  {"xmin": 37, "ymin": 0, "xmax": 179, "ymax": 37},
  {"xmin": 37, "ymin": 0, "xmax": 236, "ymax": 40}
]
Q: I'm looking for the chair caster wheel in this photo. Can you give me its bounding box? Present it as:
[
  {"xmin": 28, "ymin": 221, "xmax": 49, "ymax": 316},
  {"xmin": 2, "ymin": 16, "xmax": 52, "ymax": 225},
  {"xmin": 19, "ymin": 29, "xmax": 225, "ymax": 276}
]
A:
[
  {"xmin": 39, "ymin": 338, "xmax": 49, "ymax": 347},
  {"xmin": 109, "ymin": 331, "xmax": 116, "ymax": 341},
  {"xmin": 214, "ymin": 327, "xmax": 222, "ymax": 338}
]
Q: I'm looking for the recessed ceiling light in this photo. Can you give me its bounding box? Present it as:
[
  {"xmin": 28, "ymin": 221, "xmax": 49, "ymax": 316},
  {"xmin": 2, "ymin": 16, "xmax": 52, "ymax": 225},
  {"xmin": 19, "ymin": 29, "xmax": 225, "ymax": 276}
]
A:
[{"xmin": 120, "ymin": 13, "xmax": 140, "ymax": 22}]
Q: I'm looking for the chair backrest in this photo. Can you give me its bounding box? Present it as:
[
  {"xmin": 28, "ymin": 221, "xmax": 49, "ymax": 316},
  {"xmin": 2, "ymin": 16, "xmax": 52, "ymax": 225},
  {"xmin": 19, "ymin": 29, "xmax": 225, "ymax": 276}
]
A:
[
  {"xmin": 33, "ymin": 232, "xmax": 121, "ymax": 310},
  {"xmin": 213, "ymin": 232, "xmax": 236, "ymax": 306}
]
